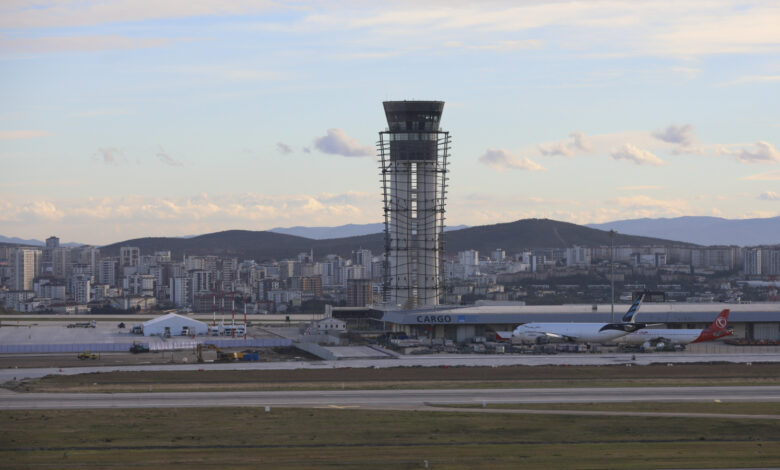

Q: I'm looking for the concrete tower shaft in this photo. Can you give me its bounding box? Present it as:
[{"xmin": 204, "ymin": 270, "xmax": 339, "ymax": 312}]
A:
[{"xmin": 379, "ymin": 101, "xmax": 450, "ymax": 309}]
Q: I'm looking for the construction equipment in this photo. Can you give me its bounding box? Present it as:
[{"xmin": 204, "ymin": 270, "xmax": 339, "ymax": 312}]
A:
[
  {"xmin": 197, "ymin": 343, "xmax": 221, "ymax": 363},
  {"xmin": 129, "ymin": 342, "xmax": 150, "ymax": 354},
  {"xmin": 77, "ymin": 351, "xmax": 98, "ymax": 360},
  {"xmin": 197, "ymin": 344, "xmax": 257, "ymax": 362}
]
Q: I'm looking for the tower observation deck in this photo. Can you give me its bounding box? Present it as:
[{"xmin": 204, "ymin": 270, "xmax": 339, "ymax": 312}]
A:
[{"xmin": 378, "ymin": 101, "xmax": 451, "ymax": 308}]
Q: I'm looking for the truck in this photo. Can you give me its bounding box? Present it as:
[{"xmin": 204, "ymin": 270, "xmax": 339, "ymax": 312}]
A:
[
  {"xmin": 67, "ymin": 320, "xmax": 96, "ymax": 328},
  {"xmin": 77, "ymin": 351, "xmax": 98, "ymax": 360}
]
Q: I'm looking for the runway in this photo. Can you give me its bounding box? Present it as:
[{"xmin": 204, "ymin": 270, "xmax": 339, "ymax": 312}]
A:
[{"xmin": 2, "ymin": 385, "xmax": 780, "ymax": 411}]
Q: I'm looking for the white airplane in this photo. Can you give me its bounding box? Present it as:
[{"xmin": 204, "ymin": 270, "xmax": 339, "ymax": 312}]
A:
[
  {"xmin": 512, "ymin": 295, "xmax": 647, "ymax": 344},
  {"xmin": 615, "ymin": 309, "xmax": 732, "ymax": 349}
]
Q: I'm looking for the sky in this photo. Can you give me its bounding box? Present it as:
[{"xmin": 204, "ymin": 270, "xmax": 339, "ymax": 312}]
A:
[{"xmin": 1, "ymin": 0, "xmax": 779, "ymax": 245}]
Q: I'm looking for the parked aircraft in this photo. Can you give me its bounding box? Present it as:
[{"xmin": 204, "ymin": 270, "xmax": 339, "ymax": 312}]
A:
[
  {"xmin": 615, "ymin": 308, "xmax": 732, "ymax": 349},
  {"xmin": 512, "ymin": 294, "xmax": 647, "ymax": 344}
]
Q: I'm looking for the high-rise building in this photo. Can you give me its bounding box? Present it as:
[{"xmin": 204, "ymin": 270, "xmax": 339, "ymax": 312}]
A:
[
  {"xmin": 379, "ymin": 101, "xmax": 450, "ymax": 308},
  {"xmin": 11, "ymin": 248, "xmax": 37, "ymax": 291},
  {"xmin": 744, "ymin": 248, "xmax": 762, "ymax": 275},
  {"xmin": 72, "ymin": 274, "xmax": 91, "ymax": 304},
  {"xmin": 98, "ymin": 258, "xmax": 118, "ymax": 286},
  {"xmin": 120, "ymin": 246, "xmax": 140, "ymax": 268},
  {"xmin": 346, "ymin": 278, "xmax": 373, "ymax": 307}
]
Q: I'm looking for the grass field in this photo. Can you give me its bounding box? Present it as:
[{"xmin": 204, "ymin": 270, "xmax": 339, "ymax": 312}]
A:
[
  {"xmin": 2, "ymin": 406, "xmax": 779, "ymax": 469},
  {"xmin": 9, "ymin": 362, "xmax": 780, "ymax": 393}
]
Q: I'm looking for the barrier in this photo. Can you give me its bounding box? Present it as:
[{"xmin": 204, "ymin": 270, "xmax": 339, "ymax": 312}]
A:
[{"xmin": 0, "ymin": 338, "xmax": 292, "ymax": 354}]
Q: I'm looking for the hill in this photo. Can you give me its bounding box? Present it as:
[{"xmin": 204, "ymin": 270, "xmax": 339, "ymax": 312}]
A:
[
  {"xmin": 443, "ymin": 218, "xmax": 692, "ymax": 252},
  {"xmin": 101, "ymin": 218, "xmax": 693, "ymax": 261},
  {"xmin": 586, "ymin": 216, "xmax": 780, "ymax": 246},
  {"xmin": 269, "ymin": 223, "xmax": 469, "ymax": 239}
]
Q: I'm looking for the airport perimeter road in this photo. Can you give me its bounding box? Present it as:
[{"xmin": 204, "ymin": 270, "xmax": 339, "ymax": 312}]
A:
[
  {"xmin": 2, "ymin": 386, "xmax": 780, "ymax": 411},
  {"xmin": 2, "ymin": 352, "xmax": 780, "ymax": 382}
]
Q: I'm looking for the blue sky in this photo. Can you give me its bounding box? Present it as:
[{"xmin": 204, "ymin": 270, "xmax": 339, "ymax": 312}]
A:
[{"xmin": 1, "ymin": 0, "xmax": 779, "ymax": 244}]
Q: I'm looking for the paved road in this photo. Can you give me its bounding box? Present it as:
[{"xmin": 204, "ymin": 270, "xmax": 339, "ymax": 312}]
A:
[
  {"xmin": 2, "ymin": 385, "xmax": 779, "ymax": 411},
  {"xmin": 2, "ymin": 352, "xmax": 779, "ymax": 383}
]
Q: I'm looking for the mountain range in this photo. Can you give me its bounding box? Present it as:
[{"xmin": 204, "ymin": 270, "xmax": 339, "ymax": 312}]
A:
[
  {"xmin": 3, "ymin": 216, "xmax": 777, "ymax": 256},
  {"xmin": 0, "ymin": 235, "xmax": 82, "ymax": 247},
  {"xmin": 586, "ymin": 216, "xmax": 780, "ymax": 246},
  {"xmin": 269, "ymin": 223, "xmax": 469, "ymax": 239},
  {"xmin": 98, "ymin": 218, "xmax": 693, "ymax": 262}
]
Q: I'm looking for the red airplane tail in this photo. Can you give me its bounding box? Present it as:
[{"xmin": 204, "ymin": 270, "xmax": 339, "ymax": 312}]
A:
[{"xmin": 692, "ymin": 309, "xmax": 732, "ymax": 343}]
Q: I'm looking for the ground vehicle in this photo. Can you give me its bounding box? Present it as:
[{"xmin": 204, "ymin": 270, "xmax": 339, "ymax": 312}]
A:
[
  {"xmin": 129, "ymin": 342, "xmax": 150, "ymax": 353},
  {"xmin": 197, "ymin": 344, "xmax": 258, "ymax": 362},
  {"xmin": 77, "ymin": 351, "xmax": 98, "ymax": 360},
  {"xmin": 67, "ymin": 320, "xmax": 96, "ymax": 328}
]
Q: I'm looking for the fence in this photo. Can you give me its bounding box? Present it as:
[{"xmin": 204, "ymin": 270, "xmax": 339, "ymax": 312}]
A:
[{"xmin": 0, "ymin": 338, "xmax": 292, "ymax": 354}]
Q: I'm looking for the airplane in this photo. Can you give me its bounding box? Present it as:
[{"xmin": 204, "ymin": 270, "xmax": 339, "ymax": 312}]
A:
[
  {"xmin": 615, "ymin": 308, "xmax": 732, "ymax": 350},
  {"xmin": 512, "ymin": 294, "xmax": 648, "ymax": 344}
]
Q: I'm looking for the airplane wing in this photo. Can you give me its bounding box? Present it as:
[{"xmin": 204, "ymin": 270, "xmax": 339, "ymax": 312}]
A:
[{"xmin": 541, "ymin": 332, "xmax": 577, "ymax": 342}]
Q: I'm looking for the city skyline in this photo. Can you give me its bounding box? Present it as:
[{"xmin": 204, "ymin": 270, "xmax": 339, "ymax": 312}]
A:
[{"xmin": 2, "ymin": 0, "xmax": 779, "ymax": 245}]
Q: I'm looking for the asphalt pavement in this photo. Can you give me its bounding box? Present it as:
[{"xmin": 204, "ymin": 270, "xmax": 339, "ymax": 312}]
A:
[
  {"xmin": 2, "ymin": 385, "xmax": 779, "ymax": 411},
  {"xmin": 2, "ymin": 351, "xmax": 779, "ymax": 383}
]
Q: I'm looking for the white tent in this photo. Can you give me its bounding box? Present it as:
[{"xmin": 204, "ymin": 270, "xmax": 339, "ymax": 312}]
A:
[{"xmin": 141, "ymin": 313, "xmax": 208, "ymax": 337}]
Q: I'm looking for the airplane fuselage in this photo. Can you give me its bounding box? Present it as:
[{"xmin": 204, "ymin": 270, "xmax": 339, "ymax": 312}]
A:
[
  {"xmin": 616, "ymin": 327, "xmax": 731, "ymax": 346},
  {"xmin": 513, "ymin": 323, "xmax": 635, "ymax": 344}
]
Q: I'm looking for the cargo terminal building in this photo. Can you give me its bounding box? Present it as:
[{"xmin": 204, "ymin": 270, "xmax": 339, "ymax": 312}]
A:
[{"xmin": 354, "ymin": 302, "xmax": 780, "ymax": 343}]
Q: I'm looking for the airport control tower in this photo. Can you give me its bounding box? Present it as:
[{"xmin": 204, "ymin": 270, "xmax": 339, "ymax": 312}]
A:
[{"xmin": 379, "ymin": 101, "xmax": 451, "ymax": 308}]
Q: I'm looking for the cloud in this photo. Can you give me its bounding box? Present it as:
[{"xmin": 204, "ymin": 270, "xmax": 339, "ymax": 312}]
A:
[
  {"xmin": 94, "ymin": 147, "xmax": 126, "ymax": 165},
  {"xmin": 717, "ymin": 141, "xmax": 780, "ymax": 164},
  {"xmin": 569, "ymin": 131, "xmax": 593, "ymax": 152},
  {"xmin": 0, "ymin": 130, "xmax": 50, "ymax": 140},
  {"xmin": 538, "ymin": 131, "xmax": 593, "ymax": 157},
  {"xmin": 610, "ymin": 144, "xmax": 665, "ymax": 166},
  {"xmin": 759, "ymin": 191, "xmax": 779, "ymax": 201},
  {"xmin": 156, "ymin": 146, "xmax": 183, "ymax": 166},
  {"xmin": 276, "ymin": 142, "xmax": 293, "ymax": 155},
  {"xmin": 652, "ymin": 123, "xmax": 704, "ymax": 155},
  {"xmin": 0, "ymin": 35, "xmax": 173, "ymax": 55},
  {"xmin": 723, "ymin": 75, "xmax": 780, "ymax": 86},
  {"xmin": 69, "ymin": 109, "xmax": 129, "ymax": 118},
  {"xmin": 653, "ymin": 124, "xmax": 695, "ymax": 146},
  {"xmin": 610, "ymin": 195, "xmax": 689, "ymax": 217},
  {"xmin": 314, "ymin": 128, "xmax": 373, "ymax": 157},
  {"xmin": 479, "ymin": 148, "xmax": 545, "ymax": 171},
  {"xmin": 741, "ymin": 169, "xmax": 780, "ymax": 181},
  {"xmin": 444, "ymin": 39, "xmax": 543, "ymax": 52},
  {"xmin": 616, "ymin": 185, "xmax": 662, "ymax": 191},
  {"xmin": 734, "ymin": 141, "xmax": 780, "ymax": 164},
  {"xmin": 0, "ymin": 1, "xmax": 275, "ymax": 29},
  {"xmin": 0, "ymin": 190, "xmax": 381, "ymax": 243},
  {"xmin": 0, "ymin": 199, "xmax": 64, "ymax": 222},
  {"xmin": 670, "ymin": 66, "xmax": 700, "ymax": 79},
  {"xmin": 302, "ymin": 147, "xmax": 311, "ymax": 154}
]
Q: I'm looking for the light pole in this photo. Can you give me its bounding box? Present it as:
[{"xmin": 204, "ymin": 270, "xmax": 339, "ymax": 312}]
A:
[{"xmin": 610, "ymin": 230, "xmax": 615, "ymax": 323}]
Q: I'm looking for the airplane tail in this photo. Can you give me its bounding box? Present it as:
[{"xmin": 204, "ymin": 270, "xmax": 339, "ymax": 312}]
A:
[
  {"xmin": 705, "ymin": 309, "xmax": 731, "ymax": 334},
  {"xmin": 692, "ymin": 309, "xmax": 732, "ymax": 343},
  {"xmin": 621, "ymin": 294, "xmax": 644, "ymax": 323}
]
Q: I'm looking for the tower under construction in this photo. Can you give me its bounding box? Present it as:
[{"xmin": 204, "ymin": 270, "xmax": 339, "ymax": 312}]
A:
[{"xmin": 378, "ymin": 101, "xmax": 450, "ymax": 308}]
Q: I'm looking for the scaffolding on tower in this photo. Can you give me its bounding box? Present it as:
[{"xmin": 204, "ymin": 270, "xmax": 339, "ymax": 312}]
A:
[{"xmin": 378, "ymin": 100, "xmax": 450, "ymax": 309}]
